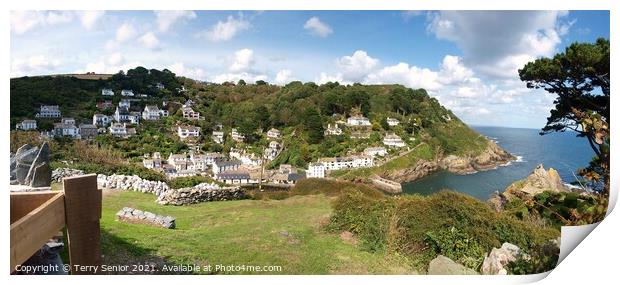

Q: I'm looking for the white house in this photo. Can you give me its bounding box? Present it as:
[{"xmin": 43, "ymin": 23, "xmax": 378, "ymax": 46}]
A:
[
  {"xmin": 61, "ymin": 117, "xmax": 76, "ymax": 125},
  {"xmin": 109, "ymin": 123, "xmax": 128, "ymax": 137},
  {"xmin": 114, "ymin": 106, "xmax": 130, "ymax": 122},
  {"xmin": 177, "ymin": 125, "xmax": 201, "ymax": 139},
  {"xmin": 156, "ymin": 82, "xmax": 165, "ymax": 90},
  {"xmin": 101, "ymin": 88, "xmax": 114, "ymax": 96},
  {"xmin": 324, "ymin": 124, "xmax": 343, "ymax": 135},
  {"xmin": 267, "ymin": 128, "xmax": 281, "ymax": 139},
  {"xmin": 93, "ymin": 114, "xmax": 111, "ymax": 127},
  {"xmin": 182, "ymin": 107, "xmax": 200, "ymax": 120},
  {"xmin": 231, "ymin": 128, "xmax": 245, "ymax": 142},
  {"xmin": 16, "ymin": 119, "xmax": 37, "ymax": 131},
  {"xmin": 143, "ymin": 152, "xmax": 162, "ymax": 169},
  {"xmin": 212, "ymin": 160, "xmax": 242, "ymax": 175},
  {"xmin": 216, "ymin": 172, "xmax": 251, "ymax": 185},
  {"xmin": 53, "ymin": 122, "xmax": 79, "ymax": 138},
  {"xmin": 318, "ymin": 157, "xmax": 355, "ymax": 171},
  {"xmin": 119, "ymin": 99, "xmax": 131, "ymax": 109},
  {"xmin": 121, "ymin": 89, "xmax": 134, "ymax": 97},
  {"xmin": 212, "ymin": 131, "xmax": 224, "ymax": 143},
  {"xmin": 347, "ymin": 115, "xmax": 371, "ymax": 126},
  {"xmin": 387, "ymin": 117, "xmax": 400, "ymax": 126},
  {"xmin": 364, "ymin": 147, "xmax": 388, "ymax": 157},
  {"xmin": 306, "ymin": 162, "xmax": 326, "ymax": 178},
  {"xmin": 351, "ymin": 155, "xmax": 374, "ymax": 168},
  {"xmin": 36, "ymin": 105, "xmax": 61, "ymax": 118},
  {"xmin": 142, "ymin": 105, "xmax": 162, "ymax": 120},
  {"xmin": 383, "ymin": 133, "xmax": 406, "ymax": 148}
]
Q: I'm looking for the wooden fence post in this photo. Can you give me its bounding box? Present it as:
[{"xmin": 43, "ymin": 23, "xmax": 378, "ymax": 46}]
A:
[{"xmin": 63, "ymin": 174, "xmax": 102, "ymax": 274}]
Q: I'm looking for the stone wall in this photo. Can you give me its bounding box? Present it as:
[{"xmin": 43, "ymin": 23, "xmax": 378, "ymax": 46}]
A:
[
  {"xmin": 116, "ymin": 207, "xmax": 176, "ymax": 229},
  {"xmin": 157, "ymin": 182, "xmax": 246, "ymax": 205}
]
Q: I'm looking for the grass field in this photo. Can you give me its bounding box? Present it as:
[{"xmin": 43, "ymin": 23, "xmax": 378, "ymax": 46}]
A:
[{"xmin": 100, "ymin": 190, "xmax": 416, "ymax": 274}]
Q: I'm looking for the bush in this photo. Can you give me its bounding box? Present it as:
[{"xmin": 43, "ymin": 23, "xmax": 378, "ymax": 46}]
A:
[
  {"xmin": 328, "ymin": 190, "xmax": 560, "ymax": 273},
  {"xmin": 168, "ymin": 176, "xmax": 215, "ymax": 189}
]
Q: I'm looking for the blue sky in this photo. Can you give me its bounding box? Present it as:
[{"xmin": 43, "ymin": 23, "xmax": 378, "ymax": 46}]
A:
[{"xmin": 10, "ymin": 10, "xmax": 609, "ymax": 128}]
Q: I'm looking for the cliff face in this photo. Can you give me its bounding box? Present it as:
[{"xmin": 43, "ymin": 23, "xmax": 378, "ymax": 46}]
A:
[
  {"xmin": 383, "ymin": 140, "xmax": 515, "ymax": 183},
  {"xmin": 441, "ymin": 140, "xmax": 515, "ymax": 174}
]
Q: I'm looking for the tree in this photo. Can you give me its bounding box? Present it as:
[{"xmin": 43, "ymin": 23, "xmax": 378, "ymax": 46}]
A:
[
  {"xmin": 237, "ymin": 79, "xmax": 247, "ymax": 86},
  {"xmin": 301, "ymin": 108, "xmax": 324, "ymax": 144},
  {"xmin": 519, "ymin": 38, "xmax": 609, "ymax": 195}
]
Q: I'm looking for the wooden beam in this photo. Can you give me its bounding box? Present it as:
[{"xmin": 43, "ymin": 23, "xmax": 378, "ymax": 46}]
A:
[
  {"xmin": 63, "ymin": 174, "xmax": 102, "ymax": 274},
  {"xmin": 10, "ymin": 192, "xmax": 65, "ymax": 272},
  {"xmin": 10, "ymin": 191, "xmax": 60, "ymax": 224}
]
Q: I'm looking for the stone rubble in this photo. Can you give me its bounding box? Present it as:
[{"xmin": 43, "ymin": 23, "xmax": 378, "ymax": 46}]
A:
[
  {"xmin": 116, "ymin": 207, "xmax": 176, "ymax": 229},
  {"xmin": 97, "ymin": 173, "xmax": 171, "ymax": 197},
  {"xmin": 51, "ymin": 168, "xmax": 85, "ymax": 183}
]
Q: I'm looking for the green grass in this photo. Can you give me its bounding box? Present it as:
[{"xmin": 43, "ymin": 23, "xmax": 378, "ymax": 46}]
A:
[{"xmin": 100, "ymin": 190, "xmax": 415, "ymax": 274}]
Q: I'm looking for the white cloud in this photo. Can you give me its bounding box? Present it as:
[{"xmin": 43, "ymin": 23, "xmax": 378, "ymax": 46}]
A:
[
  {"xmin": 229, "ymin": 48, "xmax": 255, "ymax": 72},
  {"xmin": 336, "ymin": 50, "xmax": 379, "ymax": 82},
  {"xmin": 11, "ymin": 55, "xmax": 62, "ymax": 77},
  {"xmin": 211, "ymin": 72, "xmax": 268, "ymax": 84},
  {"xmin": 274, "ymin": 69, "xmax": 294, "ymax": 85},
  {"xmin": 11, "ymin": 11, "xmax": 104, "ymax": 34},
  {"xmin": 10, "ymin": 11, "xmax": 73, "ymax": 34},
  {"xmin": 77, "ymin": 54, "xmax": 141, "ymax": 74},
  {"xmin": 139, "ymin": 32, "xmax": 161, "ymax": 50},
  {"xmin": 316, "ymin": 72, "xmax": 347, "ymax": 85},
  {"xmin": 106, "ymin": 23, "xmax": 137, "ymax": 50},
  {"xmin": 167, "ymin": 62, "xmax": 207, "ymax": 81},
  {"xmin": 155, "ymin": 10, "xmax": 196, "ymax": 32},
  {"xmin": 427, "ymin": 11, "xmax": 571, "ymax": 79},
  {"xmin": 76, "ymin": 11, "xmax": 104, "ymax": 30},
  {"xmin": 438, "ymin": 55, "xmax": 474, "ymax": 85},
  {"xmin": 304, "ymin": 17, "xmax": 333, "ymax": 38},
  {"xmin": 365, "ymin": 63, "xmax": 442, "ymax": 91},
  {"xmin": 199, "ymin": 15, "xmax": 250, "ymax": 42}
]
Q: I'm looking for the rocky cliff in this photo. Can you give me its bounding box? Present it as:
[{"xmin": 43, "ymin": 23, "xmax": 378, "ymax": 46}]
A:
[
  {"xmin": 488, "ymin": 164, "xmax": 570, "ymax": 212},
  {"xmin": 383, "ymin": 140, "xmax": 515, "ymax": 183}
]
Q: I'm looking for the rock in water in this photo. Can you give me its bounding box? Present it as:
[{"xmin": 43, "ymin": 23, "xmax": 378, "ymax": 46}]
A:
[
  {"xmin": 504, "ymin": 164, "xmax": 569, "ymax": 199},
  {"xmin": 427, "ymin": 255, "xmax": 479, "ymax": 275},
  {"xmin": 25, "ymin": 142, "xmax": 51, "ymax": 187}
]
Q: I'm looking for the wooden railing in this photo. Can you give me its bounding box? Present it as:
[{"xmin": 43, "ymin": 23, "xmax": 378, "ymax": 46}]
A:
[{"xmin": 10, "ymin": 174, "xmax": 102, "ymax": 274}]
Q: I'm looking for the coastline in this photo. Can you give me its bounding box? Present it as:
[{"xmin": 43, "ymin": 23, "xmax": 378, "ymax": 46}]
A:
[{"xmin": 375, "ymin": 140, "xmax": 516, "ymax": 191}]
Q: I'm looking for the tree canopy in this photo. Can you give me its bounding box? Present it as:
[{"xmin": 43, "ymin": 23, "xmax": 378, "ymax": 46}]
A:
[{"xmin": 519, "ymin": 38, "xmax": 610, "ymax": 194}]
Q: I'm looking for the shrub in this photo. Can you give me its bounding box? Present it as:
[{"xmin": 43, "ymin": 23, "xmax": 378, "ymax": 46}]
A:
[{"xmin": 328, "ymin": 190, "xmax": 560, "ymax": 273}]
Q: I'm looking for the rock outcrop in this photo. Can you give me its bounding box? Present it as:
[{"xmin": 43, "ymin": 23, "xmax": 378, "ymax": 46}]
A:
[
  {"xmin": 10, "ymin": 143, "xmax": 52, "ymax": 187},
  {"xmin": 427, "ymin": 255, "xmax": 479, "ymax": 275},
  {"xmin": 481, "ymin": 242, "xmax": 528, "ymax": 275},
  {"xmin": 441, "ymin": 141, "xmax": 515, "ymax": 175},
  {"xmin": 382, "ymin": 159, "xmax": 440, "ymax": 183},
  {"xmin": 157, "ymin": 183, "xmax": 245, "ymax": 205},
  {"xmin": 383, "ymin": 141, "xmax": 514, "ymax": 184},
  {"xmin": 116, "ymin": 207, "xmax": 176, "ymax": 229},
  {"xmin": 504, "ymin": 164, "xmax": 569, "ymax": 199}
]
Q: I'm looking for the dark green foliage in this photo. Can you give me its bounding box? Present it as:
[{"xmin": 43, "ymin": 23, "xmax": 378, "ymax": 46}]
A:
[
  {"xmin": 503, "ymin": 191, "xmax": 607, "ymax": 227},
  {"xmin": 519, "ymin": 38, "xmax": 610, "ymax": 195},
  {"xmin": 168, "ymin": 176, "xmax": 217, "ymax": 189},
  {"xmin": 301, "ymin": 108, "xmax": 324, "ymax": 144},
  {"xmin": 328, "ymin": 190, "xmax": 559, "ymax": 272}
]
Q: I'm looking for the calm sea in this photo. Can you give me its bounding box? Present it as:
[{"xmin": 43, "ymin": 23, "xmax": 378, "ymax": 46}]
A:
[{"xmin": 402, "ymin": 126, "xmax": 595, "ymax": 200}]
